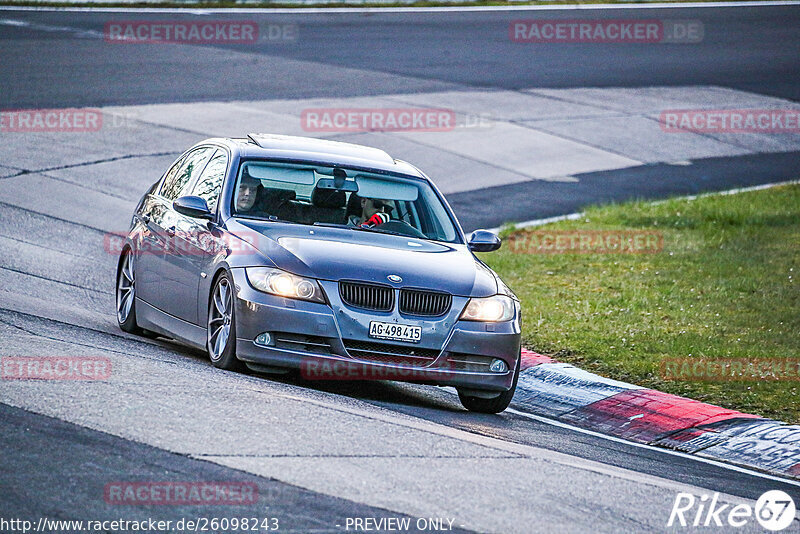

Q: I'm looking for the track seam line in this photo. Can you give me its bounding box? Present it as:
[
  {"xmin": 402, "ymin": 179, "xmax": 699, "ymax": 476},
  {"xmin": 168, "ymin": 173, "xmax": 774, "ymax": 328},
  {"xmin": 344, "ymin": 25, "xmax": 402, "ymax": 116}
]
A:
[
  {"xmin": 0, "ymin": 307, "xmax": 168, "ymax": 351},
  {"xmin": 0, "ymin": 200, "xmax": 109, "ymax": 234},
  {"xmin": 0, "ymin": 232, "xmax": 101, "ymax": 262},
  {"xmin": 34, "ymin": 171, "xmax": 138, "ymax": 202},
  {"xmin": 0, "ymin": 265, "xmax": 111, "ymax": 295},
  {"xmin": 0, "ymin": 151, "xmax": 180, "ymax": 180},
  {"xmin": 0, "ymin": 316, "xmax": 181, "ymax": 362}
]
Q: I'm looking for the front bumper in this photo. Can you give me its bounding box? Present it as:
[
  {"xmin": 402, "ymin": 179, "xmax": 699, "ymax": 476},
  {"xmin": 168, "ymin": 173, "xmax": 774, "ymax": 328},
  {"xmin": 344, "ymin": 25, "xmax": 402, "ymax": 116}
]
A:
[{"xmin": 230, "ymin": 269, "xmax": 521, "ymax": 392}]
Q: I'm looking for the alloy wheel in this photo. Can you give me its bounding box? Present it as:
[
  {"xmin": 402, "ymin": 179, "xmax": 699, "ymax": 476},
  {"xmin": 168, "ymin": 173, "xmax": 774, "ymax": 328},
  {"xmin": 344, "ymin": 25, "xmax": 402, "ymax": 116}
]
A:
[
  {"xmin": 116, "ymin": 253, "xmax": 135, "ymax": 324},
  {"xmin": 208, "ymin": 277, "xmax": 233, "ymax": 362}
]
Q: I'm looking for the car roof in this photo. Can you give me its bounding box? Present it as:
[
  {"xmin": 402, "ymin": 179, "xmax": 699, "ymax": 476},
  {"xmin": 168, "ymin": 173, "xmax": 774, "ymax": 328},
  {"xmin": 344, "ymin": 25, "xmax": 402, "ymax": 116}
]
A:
[{"xmin": 207, "ymin": 134, "xmax": 426, "ymax": 179}]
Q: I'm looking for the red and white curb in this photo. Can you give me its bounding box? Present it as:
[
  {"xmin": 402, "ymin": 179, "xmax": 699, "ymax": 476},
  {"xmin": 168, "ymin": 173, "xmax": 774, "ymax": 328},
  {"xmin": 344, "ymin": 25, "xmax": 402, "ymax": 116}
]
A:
[{"xmin": 516, "ymin": 348, "xmax": 800, "ymax": 480}]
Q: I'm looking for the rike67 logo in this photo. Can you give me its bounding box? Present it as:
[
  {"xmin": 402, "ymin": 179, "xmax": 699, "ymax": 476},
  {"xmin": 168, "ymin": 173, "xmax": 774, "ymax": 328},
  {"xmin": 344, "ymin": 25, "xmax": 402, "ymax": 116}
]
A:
[{"xmin": 668, "ymin": 490, "xmax": 796, "ymax": 531}]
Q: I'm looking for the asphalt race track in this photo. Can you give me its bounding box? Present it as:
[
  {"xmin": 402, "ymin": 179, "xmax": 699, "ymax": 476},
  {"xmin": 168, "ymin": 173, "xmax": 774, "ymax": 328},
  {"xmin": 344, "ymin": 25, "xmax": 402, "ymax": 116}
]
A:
[
  {"xmin": 2, "ymin": 5, "xmax": 800, "ymax": 107},
  {"xmin": 1, "ymin": 3, "xmax": 799, "ymax": 532}
]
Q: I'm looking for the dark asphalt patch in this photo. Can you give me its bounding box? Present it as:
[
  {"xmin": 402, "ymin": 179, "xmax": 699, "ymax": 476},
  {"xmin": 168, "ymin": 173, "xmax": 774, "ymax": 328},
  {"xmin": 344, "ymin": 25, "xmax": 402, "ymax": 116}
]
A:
[{"xmin": 449, "ymin": 150, "xmax": 800, "ymax": 231}]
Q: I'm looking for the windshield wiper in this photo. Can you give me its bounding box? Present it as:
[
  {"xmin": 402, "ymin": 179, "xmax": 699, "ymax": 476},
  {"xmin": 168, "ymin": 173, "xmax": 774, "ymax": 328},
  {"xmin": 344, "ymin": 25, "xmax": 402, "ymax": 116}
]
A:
[
  {"xmin": 235, "ymin": 214, "xmax": 293, "ymax": 224},
  {"xmin": 312, "ymin": 222, "xmax": 380, "ymax": 234},
  {"xmin": 362, "ymin": 227, "xmax": 411, "ymax": 238},
  {"xmin": 311, "ymin": 222, "xmax": 424, "ymax": 240},
  {"xmin": 312, "ymin": 222, "xmax": 352, "ymax": 229}
]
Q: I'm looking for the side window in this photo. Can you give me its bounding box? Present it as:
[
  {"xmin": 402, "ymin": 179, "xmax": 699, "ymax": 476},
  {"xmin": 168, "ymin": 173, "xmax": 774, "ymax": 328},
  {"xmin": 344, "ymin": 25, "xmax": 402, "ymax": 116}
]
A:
[
  {"xmin": 191, "ymin": 149, "xmax": 228, "ymax": 212},
  {"xmin": 159, "ymin": 154, "xmax": 187, "ymax": 197},
  {"xmin": 160, "ymin": 147, "xmax": 215, "ymax": 201}
]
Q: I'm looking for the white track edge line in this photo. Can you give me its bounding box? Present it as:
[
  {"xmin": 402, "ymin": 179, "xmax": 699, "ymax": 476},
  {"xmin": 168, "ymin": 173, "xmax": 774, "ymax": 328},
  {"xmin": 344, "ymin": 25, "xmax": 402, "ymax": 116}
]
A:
[{"xmin": 1, "ymin": 1, "xmax": 800, "ymax": 13}]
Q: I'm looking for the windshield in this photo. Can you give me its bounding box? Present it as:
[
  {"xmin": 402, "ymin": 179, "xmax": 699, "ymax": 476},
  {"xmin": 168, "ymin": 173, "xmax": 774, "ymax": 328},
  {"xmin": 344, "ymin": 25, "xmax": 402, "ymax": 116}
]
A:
[{"xmin": 231, "ymin": 161, "xmax": 460, "ymax": 243}]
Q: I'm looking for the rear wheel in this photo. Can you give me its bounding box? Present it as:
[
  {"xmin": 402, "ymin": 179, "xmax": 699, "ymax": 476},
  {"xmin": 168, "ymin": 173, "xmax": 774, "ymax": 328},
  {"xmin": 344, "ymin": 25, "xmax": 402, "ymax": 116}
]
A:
[
  {"xmin": 207, "ymin": 272, "xmax": 243, "ymax": 371},
  {"xmin": 458, "ymin": 350, "xmax": 521, "ymax": 414},
  {"xmin": 116, "ymin": 251, "xmax": 142, "ymax": 334}
]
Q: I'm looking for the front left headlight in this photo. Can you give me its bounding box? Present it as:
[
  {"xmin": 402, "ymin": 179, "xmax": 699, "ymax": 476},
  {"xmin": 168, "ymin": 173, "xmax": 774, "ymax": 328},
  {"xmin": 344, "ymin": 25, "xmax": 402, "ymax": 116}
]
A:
[
  {"xmin": 245, "ymin": 267, "xmax": 326, "ymax": 303},
  {"xmin": 460, "ymin": 294, "xmax": 515, "ymax": 322}
]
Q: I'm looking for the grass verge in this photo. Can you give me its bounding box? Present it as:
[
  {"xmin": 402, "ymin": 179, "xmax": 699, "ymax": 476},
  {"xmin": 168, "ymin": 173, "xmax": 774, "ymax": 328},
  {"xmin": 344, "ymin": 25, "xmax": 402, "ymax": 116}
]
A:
[{"xmin": 481, "ymin": 184, "xmax": 800, "ymax": 423}]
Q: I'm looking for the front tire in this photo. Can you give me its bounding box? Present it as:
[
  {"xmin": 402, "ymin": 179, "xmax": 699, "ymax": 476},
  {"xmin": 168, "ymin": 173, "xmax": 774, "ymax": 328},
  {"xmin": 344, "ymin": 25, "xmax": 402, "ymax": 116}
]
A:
[
  {"xmin": 116, "ymin": 250, "xmax": 142, "ymax": 334},
  {"xmin": 207, "ymin": 272, "xmax": 243, "ymax": 371},
  {"xmin": 458, "ymin": 350, "xmax": 520, "ymax": 414}
]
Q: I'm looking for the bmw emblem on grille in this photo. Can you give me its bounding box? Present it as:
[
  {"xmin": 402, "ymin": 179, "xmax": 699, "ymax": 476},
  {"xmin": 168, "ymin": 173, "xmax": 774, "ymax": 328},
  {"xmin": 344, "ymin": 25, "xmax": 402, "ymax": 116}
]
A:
[{"xmin": 387, "ymin": 274, "xmax": 402, "ymax": 283}]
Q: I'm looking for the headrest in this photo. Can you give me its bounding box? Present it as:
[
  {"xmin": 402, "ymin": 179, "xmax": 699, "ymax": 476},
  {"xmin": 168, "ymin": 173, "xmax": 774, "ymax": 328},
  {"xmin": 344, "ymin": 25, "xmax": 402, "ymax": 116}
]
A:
[
  {"xmin": 346, "ymin": 192, "xmax": 362, "ymax": 217},
  {"xmin": 257, "ymin": 187, "xmax": 296, "ymax": 207},
  {"xmin": 311, "ymin": 188, "xmax": 346, "ymax": 209}
]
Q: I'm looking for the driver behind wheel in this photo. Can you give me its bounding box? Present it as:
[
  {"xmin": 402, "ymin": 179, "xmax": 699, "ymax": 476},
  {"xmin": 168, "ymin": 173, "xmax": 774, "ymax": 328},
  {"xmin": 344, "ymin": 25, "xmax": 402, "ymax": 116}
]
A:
[
  {"xmin": 348, "ymin": 197, "xmax": 391, "ymax": 227},
  {"xmin": 236, "ymin": 172, "xmax": 260, "ymax": 213}
]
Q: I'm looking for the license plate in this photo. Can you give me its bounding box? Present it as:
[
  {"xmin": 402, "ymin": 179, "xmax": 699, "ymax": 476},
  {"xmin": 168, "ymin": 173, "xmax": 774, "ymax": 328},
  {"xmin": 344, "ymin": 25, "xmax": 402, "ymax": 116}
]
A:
[{"xmin": 368, "ymin": 321, "xmax": 421, "ymax": 343}]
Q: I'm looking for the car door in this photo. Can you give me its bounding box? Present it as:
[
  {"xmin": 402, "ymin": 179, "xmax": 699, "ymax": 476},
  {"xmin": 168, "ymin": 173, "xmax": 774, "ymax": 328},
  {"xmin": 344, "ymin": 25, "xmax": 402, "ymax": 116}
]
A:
[
  {"xmin": 137, "ymin": 146, "xmax": 216, "ymax": 320},
  {"xmin": 135, "ymin": 152, "xmax": 188, "ymax": 309},
  {"xmin": 183, "ymin": 148, "xmax": 230, "ymax": 326}
]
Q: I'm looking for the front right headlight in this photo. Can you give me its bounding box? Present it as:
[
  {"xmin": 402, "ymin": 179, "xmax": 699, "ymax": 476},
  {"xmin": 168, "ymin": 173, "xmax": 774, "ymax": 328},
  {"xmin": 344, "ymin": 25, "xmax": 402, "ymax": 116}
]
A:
[
  {"xmin": 460, "ymin": 295, "xmax": 515, "ymax": 322},
  {"xmin": 245, "ymin": 267, "xmax": 326, "ymax": 303}
]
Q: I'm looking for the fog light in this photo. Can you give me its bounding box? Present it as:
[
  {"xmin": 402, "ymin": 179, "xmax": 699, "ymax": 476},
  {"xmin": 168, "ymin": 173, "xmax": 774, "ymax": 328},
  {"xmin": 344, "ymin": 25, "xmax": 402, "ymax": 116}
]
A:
[
  {"xmin": 489, "ymin": 359, "xmax": 507, "ymax": 373},
  {"xmin": 254, "ymin": 332, "xmax": 272, "ymax": 347}
]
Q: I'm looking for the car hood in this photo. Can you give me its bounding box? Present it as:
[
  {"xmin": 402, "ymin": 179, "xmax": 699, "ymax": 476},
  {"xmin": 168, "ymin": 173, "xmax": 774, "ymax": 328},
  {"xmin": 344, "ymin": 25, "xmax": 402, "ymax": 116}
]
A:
[{"xmin": 228, "ymin": 219, "xmax": 498, "ymax": 297}]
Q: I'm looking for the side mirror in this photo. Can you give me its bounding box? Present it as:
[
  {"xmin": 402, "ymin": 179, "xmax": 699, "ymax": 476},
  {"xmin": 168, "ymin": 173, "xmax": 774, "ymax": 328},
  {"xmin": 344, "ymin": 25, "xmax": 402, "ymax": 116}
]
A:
[
  {"xmin": 468, "ymin": 230, "xmax": 501, "ymax": 252},
  {"xmin": 174, "ymin": 195, "xmax": 213, "ymax": 220}
]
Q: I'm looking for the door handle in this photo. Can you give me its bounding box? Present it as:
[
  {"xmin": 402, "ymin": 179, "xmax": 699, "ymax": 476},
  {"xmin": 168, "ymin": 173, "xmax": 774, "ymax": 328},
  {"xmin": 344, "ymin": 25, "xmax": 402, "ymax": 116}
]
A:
[{"xmin": 166, "ymin": 226, "xmax": 176, "ymax": 237}]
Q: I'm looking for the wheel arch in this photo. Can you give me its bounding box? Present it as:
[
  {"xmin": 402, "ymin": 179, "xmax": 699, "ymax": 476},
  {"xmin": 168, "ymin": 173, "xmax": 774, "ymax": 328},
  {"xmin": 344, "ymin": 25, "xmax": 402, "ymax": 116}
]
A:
[
  {"xmin": 115, "ymin": 244, "xmax": 133, "ymax": 280},
  {"xmin": 203, "ymin": 264, "xmax": 234, "ymax": 323}
]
